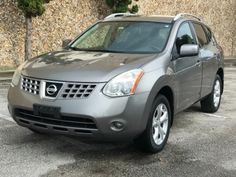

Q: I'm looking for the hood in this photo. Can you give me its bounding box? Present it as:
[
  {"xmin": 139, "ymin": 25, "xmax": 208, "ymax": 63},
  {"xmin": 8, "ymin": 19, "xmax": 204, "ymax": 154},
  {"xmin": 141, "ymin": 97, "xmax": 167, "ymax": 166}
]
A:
[{"xmin": 22, "ymin": 50, "xmax": 158, "ymax": 82}]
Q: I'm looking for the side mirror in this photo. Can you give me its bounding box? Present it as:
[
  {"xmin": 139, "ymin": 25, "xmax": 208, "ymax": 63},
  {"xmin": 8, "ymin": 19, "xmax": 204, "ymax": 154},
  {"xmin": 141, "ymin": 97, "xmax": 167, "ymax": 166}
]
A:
[
  {"xmin": 62, "ymin": 39, "xmax": 72, "ymax": 48},
  {"xmin": 180, "ymin": 44, "xmax": 199, "ymax": 57}
]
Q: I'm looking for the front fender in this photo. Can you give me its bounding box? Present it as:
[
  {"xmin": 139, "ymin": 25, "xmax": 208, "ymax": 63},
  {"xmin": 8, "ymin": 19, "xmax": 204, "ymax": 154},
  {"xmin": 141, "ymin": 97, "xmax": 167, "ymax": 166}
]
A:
[{"xmin": 137, "ymin": 72, "xmax": 176, "ymax": 133}]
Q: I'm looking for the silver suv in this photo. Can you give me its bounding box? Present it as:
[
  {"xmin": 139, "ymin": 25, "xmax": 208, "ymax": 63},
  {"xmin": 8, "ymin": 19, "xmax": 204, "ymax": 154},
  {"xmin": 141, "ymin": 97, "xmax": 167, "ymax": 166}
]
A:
[{"xmin": 8, "ymin": 13, "xmax": 224, "ymax": 153}]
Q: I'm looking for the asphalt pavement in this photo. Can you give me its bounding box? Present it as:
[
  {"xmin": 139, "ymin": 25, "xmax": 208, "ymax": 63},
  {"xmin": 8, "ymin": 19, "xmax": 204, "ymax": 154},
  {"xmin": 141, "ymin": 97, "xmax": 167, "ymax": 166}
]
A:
[{"xmin": 0, "ymin": 68, "xmax": 236, "ymax": 177}]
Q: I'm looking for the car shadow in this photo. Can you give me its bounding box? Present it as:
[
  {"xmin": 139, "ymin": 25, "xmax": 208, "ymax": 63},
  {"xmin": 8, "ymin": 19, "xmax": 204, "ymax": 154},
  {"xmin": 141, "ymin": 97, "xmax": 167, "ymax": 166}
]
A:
[{"xmin": 184, "ymin": 102, "xmax": 202, "ymax": 112}]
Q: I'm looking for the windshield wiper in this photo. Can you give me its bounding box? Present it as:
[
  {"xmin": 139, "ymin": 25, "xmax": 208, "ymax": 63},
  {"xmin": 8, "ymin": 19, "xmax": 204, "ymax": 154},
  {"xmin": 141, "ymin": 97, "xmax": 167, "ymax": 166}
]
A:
[
  {"xmin": 69, "ymin": 46, "xmax": 82, "ymax": 51},
  {"xmin": 85, "ymin": 49, "xmax": 118, "ymax": 53},
  {"xmin": 82, "ymin": 49, "xmax": 127, "ymax": 53},
  {"xmin": 69, "ymin": 47, "xmax": 125, "ymax": 53}
]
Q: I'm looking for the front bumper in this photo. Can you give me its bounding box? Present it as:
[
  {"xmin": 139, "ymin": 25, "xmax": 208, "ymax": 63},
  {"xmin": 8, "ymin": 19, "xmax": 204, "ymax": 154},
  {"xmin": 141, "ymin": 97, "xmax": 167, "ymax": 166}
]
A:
[{"xmin": 8, "ymin": 82, "xmax": 150, "ymax": 141}]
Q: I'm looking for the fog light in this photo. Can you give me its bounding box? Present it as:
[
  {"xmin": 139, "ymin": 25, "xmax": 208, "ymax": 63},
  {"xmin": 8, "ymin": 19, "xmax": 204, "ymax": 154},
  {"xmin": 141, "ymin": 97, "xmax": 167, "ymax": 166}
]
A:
[{"xmin": 110, "ymin": 121, "xmax": 125, "ymax": 132}]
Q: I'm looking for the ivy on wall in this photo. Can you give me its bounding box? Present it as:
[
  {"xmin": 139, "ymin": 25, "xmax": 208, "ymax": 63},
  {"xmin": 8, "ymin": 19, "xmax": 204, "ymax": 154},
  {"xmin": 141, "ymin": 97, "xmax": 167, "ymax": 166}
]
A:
[{"xmin": 106, "ymin": 0, "xmax": 139, "ymax": 13}]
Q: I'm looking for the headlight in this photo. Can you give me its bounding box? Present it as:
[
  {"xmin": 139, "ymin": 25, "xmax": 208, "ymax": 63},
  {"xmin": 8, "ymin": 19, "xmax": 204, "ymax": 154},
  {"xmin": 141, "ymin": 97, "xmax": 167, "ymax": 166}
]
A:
[
  {"xmin": 103, "ymin": 69, "xmax": 144, "ymax": 97},
  {"xmin": 11, "ymin": 69, "xmax": 21, "ymax": 86},
  {"xmin": 11, "ymin": 62, "xmax": 26, "ymax": 86}
]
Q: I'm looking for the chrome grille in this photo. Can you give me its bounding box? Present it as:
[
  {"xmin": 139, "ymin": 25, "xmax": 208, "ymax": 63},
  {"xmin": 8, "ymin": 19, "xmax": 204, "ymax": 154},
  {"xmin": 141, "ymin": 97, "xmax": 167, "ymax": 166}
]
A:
[
  {"xmin": 20, "ymin": 76, "xmax": 97, "ymax": 99},
  {"xmin": 21, "ymin": 76, "xmax": 40, "ymax": 95},
  {"xmin": 60, "ymin": 83, "xmax": 96, "ymax": 99}
]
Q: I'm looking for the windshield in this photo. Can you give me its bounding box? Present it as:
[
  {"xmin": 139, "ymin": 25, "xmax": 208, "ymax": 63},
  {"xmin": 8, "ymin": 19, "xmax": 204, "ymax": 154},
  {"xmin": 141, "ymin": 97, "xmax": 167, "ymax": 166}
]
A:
[{"xmin": 70, "ymin": 21, "xmax": 172, "ymax": 54}]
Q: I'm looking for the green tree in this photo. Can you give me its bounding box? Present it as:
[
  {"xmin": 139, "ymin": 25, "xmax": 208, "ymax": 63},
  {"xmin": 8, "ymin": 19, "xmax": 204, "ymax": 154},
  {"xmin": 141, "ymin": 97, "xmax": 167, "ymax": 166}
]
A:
[
  {"xmin": 17, "ymin": 0, "xmax": 51, "ymax": 61},
  {"xmin": 106, "ymin": 0, "xmax": 139, "ymax": 13}
]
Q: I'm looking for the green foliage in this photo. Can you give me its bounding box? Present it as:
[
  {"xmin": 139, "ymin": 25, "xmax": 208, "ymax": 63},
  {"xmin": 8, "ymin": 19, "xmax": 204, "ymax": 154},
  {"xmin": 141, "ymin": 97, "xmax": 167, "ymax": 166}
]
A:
[
  {"xmin": 106, "ymin": 0, "xmax": 139, "ymax": 13},
  {"xmin": 106, "ymin": 0, "xmax": 114, "ymax": 7},
  {"xmin": 0, "ymin": 66, "xmax": 16, "ymax": 72},
  {"xmin": 130, "ymin": 4, "xmax": 138, "ymax": 13},
  {"xmin": 17, "ymin": 0, "xmax": 50, "ymax": 18},
  {"xmin": 115, "ymin": 4, "xmax": 129, "ymax": 13}
]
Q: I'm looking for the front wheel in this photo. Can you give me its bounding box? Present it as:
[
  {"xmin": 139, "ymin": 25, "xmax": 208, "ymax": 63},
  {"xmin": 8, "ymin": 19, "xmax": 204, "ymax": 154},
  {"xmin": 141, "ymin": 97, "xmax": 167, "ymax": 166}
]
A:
[
  {"xmin": 201, "ymin": 75, "xmax": 222, "ymax": 113},
  {"xmin": 134, "ymin": 94, "xmax": 171, "ymax": 153}
]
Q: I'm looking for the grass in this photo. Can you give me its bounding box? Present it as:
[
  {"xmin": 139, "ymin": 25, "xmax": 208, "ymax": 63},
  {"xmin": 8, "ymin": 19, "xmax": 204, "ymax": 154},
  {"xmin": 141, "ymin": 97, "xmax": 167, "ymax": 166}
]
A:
[{"xmin": 0, "ymin": 66, "xmax": 16, "ymax": 72}]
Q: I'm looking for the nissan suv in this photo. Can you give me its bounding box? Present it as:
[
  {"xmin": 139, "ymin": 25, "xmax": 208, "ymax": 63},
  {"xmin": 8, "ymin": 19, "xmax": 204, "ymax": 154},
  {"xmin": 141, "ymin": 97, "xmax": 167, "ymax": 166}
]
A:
[{"xmin": 8, "ymin": 13, "xmax": 224, "ymax": 153}]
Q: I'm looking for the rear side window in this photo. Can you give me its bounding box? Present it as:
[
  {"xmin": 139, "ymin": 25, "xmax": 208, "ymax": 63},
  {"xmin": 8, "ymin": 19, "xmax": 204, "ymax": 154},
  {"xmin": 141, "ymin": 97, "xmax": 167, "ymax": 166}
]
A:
[
  {"xmin": 175, "ymin": 22, "xmax": 196, "ymax": 54},
  {"xmin": 203, "ymin": 26, "xmax": 212, "ymax": 42},
  {"xmin": 192, "ymin": 23, "xmax": 208, "ymax": 47},
  {"xmin": 203, "ymin": 25, "xmax": 217, "ymax": 44}
]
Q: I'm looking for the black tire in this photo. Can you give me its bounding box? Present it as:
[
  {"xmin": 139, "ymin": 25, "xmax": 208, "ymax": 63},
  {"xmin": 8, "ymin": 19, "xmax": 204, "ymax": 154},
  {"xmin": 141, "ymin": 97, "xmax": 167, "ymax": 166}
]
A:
[
  {"xmin": 134, "ymin": 94, "xmax": 171, "ymax": 153},
  {"xmin": 201, "ymin": 75, "xmax": 222, "ymax": 113}
]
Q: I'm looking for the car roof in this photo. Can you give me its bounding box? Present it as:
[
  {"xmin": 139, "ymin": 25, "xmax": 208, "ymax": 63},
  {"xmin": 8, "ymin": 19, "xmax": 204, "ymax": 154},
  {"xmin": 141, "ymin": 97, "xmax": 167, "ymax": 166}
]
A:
[
  {"xmin": 103, "ymin": 15, "xmax": 175, "ymax": 23},
  {"xmin": 102, "ymin": 13, "xmax": 207, "ymax": 26}
]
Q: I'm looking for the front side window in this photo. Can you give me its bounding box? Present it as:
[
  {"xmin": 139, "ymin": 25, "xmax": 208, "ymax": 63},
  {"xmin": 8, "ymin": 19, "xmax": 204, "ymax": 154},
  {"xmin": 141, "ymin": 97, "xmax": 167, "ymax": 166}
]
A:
[
  {"xmin": 175, "ymin": 22, "xmax": 196, "ymax": 54},
  {"xmin": 192, "ymin": 23, "xmax": 208, "ymax": 47},
  {"xmin": 70, "ymin": 21, "xmax": 172, "ymax": 53}
]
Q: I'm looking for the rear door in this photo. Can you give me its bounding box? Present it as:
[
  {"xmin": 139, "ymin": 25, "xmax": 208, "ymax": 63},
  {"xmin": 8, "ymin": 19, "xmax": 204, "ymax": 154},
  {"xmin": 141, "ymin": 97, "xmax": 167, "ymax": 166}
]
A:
[
  {"xmin": 191, "ymin": 22, "xmax": 219, "ymax": 97},
  {"xmin": 172, "ymin": 22, "xmax": 202, "ymax": 111}
]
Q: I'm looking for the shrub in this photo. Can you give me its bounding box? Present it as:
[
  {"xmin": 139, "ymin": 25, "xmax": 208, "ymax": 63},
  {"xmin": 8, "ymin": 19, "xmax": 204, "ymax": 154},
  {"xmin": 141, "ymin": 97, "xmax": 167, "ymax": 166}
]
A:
[{"xmin": 106, "ymin": 0, "xmax": 139, "ymax": 13}]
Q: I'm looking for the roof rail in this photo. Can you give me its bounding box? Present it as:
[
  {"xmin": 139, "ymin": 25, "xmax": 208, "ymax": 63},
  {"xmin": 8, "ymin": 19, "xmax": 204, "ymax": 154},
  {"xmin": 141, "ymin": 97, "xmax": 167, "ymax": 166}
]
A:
[
  {"xmin": 104, "ymin": 13, "xmax": 136, "ymax": 19},
  {"xmin": 174, "ymin": 13, "xmax": 201, "ymax": 21}
]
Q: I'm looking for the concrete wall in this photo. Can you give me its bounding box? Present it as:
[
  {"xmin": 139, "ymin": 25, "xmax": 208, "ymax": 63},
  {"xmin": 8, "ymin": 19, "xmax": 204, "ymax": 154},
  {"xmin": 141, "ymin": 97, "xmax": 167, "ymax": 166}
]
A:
[{"xmin": 0, "ymin": 0, "xmax": 235, "ymax": 66}]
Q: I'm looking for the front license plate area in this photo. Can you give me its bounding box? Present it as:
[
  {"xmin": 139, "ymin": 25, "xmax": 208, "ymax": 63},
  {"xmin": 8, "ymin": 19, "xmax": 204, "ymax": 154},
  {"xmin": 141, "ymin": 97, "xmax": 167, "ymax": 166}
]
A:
[{"xmin": 33, "ymin": 104, "xmax": 61, "ymax": 119}]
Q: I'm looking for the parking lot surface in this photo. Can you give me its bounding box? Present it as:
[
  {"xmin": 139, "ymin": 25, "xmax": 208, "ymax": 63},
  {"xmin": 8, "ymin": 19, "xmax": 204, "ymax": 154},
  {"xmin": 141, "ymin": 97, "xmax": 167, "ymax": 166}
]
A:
[{"xmin": 0, "ymin": 68, "xmax": 236, "ymax": 177}]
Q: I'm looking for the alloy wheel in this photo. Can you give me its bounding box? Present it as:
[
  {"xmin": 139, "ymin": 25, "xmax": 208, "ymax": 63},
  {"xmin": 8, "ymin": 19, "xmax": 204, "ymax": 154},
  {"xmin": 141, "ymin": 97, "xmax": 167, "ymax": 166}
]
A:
[
  {"xmin": 152, "ymin": 103, "xmax": 169, "ymax": 145},
  {"xmin": 213, "ymin": 80, "xmax": 221, "ymax": 108}
]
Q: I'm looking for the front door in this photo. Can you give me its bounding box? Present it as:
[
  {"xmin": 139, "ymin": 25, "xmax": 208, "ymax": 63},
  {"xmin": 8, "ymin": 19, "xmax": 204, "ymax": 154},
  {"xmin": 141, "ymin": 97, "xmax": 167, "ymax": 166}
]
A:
[{"xmin": 172, "ymin": 22, "xmax": 202, "ymax": 111}]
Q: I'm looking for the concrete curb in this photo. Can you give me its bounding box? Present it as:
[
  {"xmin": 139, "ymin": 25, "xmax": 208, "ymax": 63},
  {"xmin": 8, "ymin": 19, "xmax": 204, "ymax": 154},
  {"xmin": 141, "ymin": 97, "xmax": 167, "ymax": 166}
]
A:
[
  {"xmin": 0, "ymin": 78, "xmax": 12, "ymax": 82},
  {"xmin": 224, "ymin": 59, "xmax": 236, "ymax": 67},
  {"xmin": 0, "ymin": 70, "xmax": 14, "ymax": 76},
  {"xmin": 0, "ymin": 70, "xmax": 14, "ymax": 82}
]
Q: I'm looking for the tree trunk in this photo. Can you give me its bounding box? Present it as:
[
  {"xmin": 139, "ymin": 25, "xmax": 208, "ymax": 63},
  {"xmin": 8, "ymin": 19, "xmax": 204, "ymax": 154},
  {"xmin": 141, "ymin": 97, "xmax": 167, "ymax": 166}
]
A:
[{"xmin": 25, "ymin": 17, "xmax": 32, "ymax": 61}]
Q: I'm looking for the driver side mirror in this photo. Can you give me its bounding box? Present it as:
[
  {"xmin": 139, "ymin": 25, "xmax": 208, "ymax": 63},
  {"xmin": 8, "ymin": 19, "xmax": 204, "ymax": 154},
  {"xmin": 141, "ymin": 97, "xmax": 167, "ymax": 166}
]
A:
[
  {"xmin": 62, "ymin": 39, "xmax": 72, "ymax": 48},
  {"xmin": 180, "ymin": 44, "xmax": 199, "ymax": 57}
]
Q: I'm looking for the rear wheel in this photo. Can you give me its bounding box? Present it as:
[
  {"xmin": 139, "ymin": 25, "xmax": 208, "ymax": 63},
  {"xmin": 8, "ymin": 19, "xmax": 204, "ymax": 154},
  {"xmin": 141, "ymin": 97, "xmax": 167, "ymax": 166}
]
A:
[
  {"xmin": 201, "ymin": 75, "xmax": 222, "ymax": 113},
  {"xmin": 134, "ymin": 94, "xmax": 171, "ymax": 153}
]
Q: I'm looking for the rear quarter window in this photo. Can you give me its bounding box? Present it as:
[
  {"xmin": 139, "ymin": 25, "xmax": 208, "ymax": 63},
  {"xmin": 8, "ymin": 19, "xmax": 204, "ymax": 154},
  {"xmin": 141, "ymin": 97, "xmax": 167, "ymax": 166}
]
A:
[
  {"xmin": 192, "ymin": 23, "xmax": 208, "ymax": 47},
  {"xmin": 203, "ymin": 25, "xmax": 217, "ymax": 44}
]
